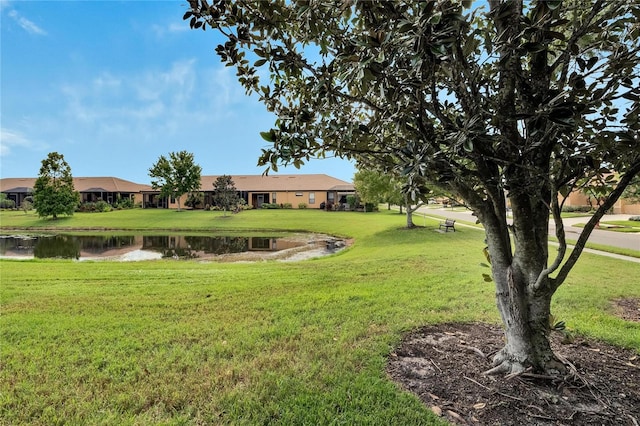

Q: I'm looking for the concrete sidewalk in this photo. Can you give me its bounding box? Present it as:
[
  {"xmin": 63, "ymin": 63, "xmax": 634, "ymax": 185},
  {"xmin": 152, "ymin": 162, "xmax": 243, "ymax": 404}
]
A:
[{"xmin": 411, "ymin": 206, "xmax": 640, "ymax": 263}]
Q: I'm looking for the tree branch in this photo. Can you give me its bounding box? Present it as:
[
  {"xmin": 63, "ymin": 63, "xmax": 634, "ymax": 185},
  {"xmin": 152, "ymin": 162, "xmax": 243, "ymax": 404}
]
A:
[{"xmin": 552, "ymin": 159, "xmax": 640, "ymax": 290}]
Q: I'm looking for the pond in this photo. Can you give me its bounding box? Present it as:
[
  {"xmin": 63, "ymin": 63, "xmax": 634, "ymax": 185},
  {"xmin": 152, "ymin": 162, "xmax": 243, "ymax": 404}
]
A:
[{"xmin": 0, "ymin": 233, "xmax": 345, "ymax": 262}]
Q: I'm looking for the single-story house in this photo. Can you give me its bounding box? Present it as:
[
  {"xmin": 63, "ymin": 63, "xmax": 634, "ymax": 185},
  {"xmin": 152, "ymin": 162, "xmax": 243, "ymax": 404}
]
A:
[
  {"xmin": 0, "ymin": 177, "xmax": 151, "ymax": 208},
  {"xmin": 142, "ymin": 174, "xmax": 355, "ymax": 209},
  {"xmin": 562, "ymin": 190, "xmax": 640, "ymax": 215}
]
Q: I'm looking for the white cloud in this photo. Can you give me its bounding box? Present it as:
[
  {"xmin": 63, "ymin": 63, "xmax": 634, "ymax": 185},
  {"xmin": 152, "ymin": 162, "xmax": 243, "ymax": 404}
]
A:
[
  {"xmin": 52, "ymin": 58, "xmax": 247, "ymax": 150},
  {"xmin": 7, "ymin": 9, "xmax": 47, "ymax": 35},
  {"xmin": 150, "ymin": 21, "xmax": 188, "ymax": 38},
  {"xmin": 0, "ymin": 127, "xmax": 32, "ymax": 156},
  {"xmin": 93, "ymin": 73, "xmax": 121, "ymax": 90}
]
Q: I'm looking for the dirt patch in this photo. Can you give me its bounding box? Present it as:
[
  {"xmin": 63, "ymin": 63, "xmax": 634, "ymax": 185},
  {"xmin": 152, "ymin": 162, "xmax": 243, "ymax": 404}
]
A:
[
  {"xmin": 387, "ymin": 323, "xmax": 640, "ymax": 425},
  {"xmin": 612, "ymin": 298, "xmax": 640, "ymax": 322}
]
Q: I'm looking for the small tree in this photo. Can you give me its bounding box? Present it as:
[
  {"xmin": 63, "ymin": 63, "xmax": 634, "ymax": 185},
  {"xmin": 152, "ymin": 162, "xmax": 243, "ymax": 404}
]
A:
[
  {"xmin": 354, "ymin": 168, "xmax": 431, "ymax": 227},
  {"xmin": 353, "ymin": 169, "xmax": 390, "ymax": 209},
  {"xmin": 185, "ymin": 192, "xmax": 204, "ymax": 209},
  {"xmin": 33, "ymin": 152, "xmax": 79, "ymax": 219},
  {"xmin": 149, "ymin": 151, "xmax": 202, "ymax": 212},
  {"xmin": 212, "ymin": 175, "xmax": 240, "ymax": 215}
]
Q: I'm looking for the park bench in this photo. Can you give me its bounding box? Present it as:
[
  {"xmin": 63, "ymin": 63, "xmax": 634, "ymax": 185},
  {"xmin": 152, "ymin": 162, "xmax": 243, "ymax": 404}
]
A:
[{"xmin": 439, "ymin": 219, "xmax": 456, "ymax": 232}]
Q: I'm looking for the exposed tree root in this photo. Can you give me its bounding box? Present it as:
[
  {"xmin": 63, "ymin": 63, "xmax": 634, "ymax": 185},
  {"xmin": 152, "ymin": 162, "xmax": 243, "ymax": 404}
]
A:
[
  {"xmin": 484, "ymin": 348, "xmax": 567, "ymax": 377},
  {"xmin": 388, "ymin": 323, "xmax": 640, "ymax": 425}
]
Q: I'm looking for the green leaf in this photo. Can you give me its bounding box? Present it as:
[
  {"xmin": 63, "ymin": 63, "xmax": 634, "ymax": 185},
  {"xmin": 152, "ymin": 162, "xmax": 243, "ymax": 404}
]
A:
[
  {"xmin": 463, "ymin": 139, "xmax": 473, "ymax": 152},
  {"xmin": 545, "ymin": 30, "xmax": 566, "ymax": 41},
  {"xmin": 547, "ymin": 0, "xmax": 561, "ymax": 10},
  {"xmin": 254, "ymin": 59, "xmax": 267, "ymax": 67},
  {"xmin": 482, "ymin": 273, "xmax": 493, "ymax": 282},
  {"xmin": 260, "ymin": 131, "xmax": 274, "ymax": 142},
  {"xmin": 429, "ymin": 13, "xmax": 442, "ymax": 25},
  {"xmin": 522, "ymin": 42, "xmax": 546, "ymax": 53}
]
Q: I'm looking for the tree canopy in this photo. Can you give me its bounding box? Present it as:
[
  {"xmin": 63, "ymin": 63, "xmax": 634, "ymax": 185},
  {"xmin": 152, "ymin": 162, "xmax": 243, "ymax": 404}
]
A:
[
  {"xmin": 212, "ymin": 175, "xmax": 240, "ymax": 215},
  {"xmin": 149, "ymin": 151, "xmax": 202, "ymax": 211},
  {"xmin": 185, "ymin": 0, "xmax": 640, "ymax": 375},
  {"xmin": 33, "ymin": 152, "xmax": 79, "ymax": 219}
]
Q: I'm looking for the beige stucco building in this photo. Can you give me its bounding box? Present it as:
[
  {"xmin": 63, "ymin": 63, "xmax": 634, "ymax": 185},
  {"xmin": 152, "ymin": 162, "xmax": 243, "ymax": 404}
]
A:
[
  {"xmin": 142, "ymin": 174, "xmax": 355, "ymax": 209},
  {"xmin": 0, "ymin": 176, "xmax": 151, "ymax": 208},
  {"xmin": 1, "ymin": 174, "xmax": 355, "ymax": 210},
  {"xmin": 563, "ymin": 190, "xmax": 640, "ymax": 215}
]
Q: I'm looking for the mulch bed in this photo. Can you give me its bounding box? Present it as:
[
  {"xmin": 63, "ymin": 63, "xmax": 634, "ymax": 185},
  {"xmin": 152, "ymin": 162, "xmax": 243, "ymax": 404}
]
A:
[{"xmin": 387, "ymin": 319, "xmax": 640, "ymax": 425}]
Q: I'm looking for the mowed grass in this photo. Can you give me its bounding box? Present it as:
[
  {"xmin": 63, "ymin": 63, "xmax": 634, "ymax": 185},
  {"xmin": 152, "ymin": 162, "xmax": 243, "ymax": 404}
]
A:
[
  {"xmin": 1, "ymin": 209, "xmax": 639, "ymax": 425},
  {"xmin": 572, "ymin": 219, "xmax": 640, "ymax": 233}
]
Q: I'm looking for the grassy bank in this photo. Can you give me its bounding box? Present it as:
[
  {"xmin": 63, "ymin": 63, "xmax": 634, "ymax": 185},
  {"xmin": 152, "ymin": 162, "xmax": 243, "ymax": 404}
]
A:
[{"xmin": 1, "ymin": 209, "xmax": 639, "ymax": 425}]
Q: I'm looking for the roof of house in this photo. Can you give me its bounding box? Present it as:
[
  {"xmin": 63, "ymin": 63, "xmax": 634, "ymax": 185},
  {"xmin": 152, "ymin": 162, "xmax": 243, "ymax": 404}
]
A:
[
  {"xmin": 0, "ymin": 177, "xmax": 152, "ymax": 193},
  {"xmin": 197, "ymin": 174, "xmax": 354, "ymax": 192},
  {"xmin": 1, "ymin": 174, "xmax": 354, "ymax": 194}
]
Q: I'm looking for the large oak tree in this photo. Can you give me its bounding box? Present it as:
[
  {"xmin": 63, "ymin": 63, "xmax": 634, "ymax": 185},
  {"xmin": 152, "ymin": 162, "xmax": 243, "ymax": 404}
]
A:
[{"xmin": 185, "ymin": 0, "xmax": 640, "ymax": 375}]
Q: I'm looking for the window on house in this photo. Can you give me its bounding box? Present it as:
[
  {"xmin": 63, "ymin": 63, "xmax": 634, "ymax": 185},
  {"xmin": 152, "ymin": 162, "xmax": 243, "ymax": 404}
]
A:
[
  {"xmin": 328, "ymin": 192, "xmax": 335, "ymax": 202},
  {"xmin": 309, "ymin": 192, "xmax": 315, "ymax": 204},
  {"xmin": 295, "ymin": 192, "xmax": 303, "ymax": 196},
  {"xmin": 272, "ymin": 193, "xmax": 277, "ymax": 203}
]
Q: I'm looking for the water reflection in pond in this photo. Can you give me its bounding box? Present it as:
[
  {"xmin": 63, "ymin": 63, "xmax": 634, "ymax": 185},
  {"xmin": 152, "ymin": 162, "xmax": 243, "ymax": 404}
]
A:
[{"xmin": 0, "ymin": 234, "xmax": 322, "ymax": 261}]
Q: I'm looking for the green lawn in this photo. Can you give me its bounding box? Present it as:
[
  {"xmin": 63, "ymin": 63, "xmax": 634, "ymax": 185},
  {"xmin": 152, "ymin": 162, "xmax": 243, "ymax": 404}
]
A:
[
  {"xmin": 570, "ymin": 220, "xmax": 640, "ymax": 233},
  {"xmin": 1, "ymin": 209, "xmax": 639, "ymax": 425},
  {"xmin": 597, "ymin": 220, "xmax": 640, "ymax": 233}
]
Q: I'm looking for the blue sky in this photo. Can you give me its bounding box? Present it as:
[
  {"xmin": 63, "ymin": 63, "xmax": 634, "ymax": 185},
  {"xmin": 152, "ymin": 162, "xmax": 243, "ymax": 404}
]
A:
[{"xmin": 0, "ymin": 0, "xmax": 356, "ymax": 184}]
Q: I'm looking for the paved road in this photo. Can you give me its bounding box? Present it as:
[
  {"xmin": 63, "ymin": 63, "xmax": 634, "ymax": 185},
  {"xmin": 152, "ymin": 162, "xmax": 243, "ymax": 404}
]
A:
[{"xmin": 412, "ymin": 206, "xmax": 640, "ymax": 263}]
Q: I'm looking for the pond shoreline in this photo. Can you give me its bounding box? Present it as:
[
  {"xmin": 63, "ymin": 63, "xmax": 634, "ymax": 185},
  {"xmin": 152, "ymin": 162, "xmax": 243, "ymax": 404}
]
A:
[{"xmin": 0, "ymin": 231, "xmax": 349, "ymax": 262}]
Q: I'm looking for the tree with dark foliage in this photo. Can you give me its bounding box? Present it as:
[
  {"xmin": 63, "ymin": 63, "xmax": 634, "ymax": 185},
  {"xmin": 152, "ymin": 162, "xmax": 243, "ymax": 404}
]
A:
[
  {"xmin": 184, "ymin": 0, "xmax": 640, "ymax": 375},
  {"xmin": 213, "ymin": 175, "xmax": 240, "ymax": 215}
]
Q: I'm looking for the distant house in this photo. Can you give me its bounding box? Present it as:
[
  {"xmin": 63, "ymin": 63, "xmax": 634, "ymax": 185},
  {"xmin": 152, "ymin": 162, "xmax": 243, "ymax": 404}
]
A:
[
  {"xmin": 0, "ymin": 177, "xmax": 151, "ymax": 208},
  {"xmin": 142, "ymin": 174, "xmax": 355, "ymax": 209},
  {"xmin": 2, "ymin": 174, "xmax": 355, "ymax": 210},
  {"xmin": 562, "ymin": 190, "xmax": 640, "ymax": 215}
]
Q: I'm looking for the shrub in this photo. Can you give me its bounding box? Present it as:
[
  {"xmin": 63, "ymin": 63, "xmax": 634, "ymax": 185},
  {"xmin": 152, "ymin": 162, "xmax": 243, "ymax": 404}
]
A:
[
  {"xmin": 261, "ymin": 203, "xmax": 280, "ymax": 209},
  {"xmin": 283, "ymin": 203, "xmax": 293, "ymax": 209},
  {"xmin": 346, "ymin": 195, "xmax": 358, "ymax": 210},
  {"xmin": 115, "ymin": 196, "xmax": 134, "ymax": 209},
  {"xmin": 561, "ymin": 205, "xmax": 592, "ymax": 213},
  {"xmin": 77, "ymin": 202, "xmax": 96, "ymax": 212},
  {"xmin": 298, "ymin": 203, "xmax": 308, "ymax": 209},
  {"xmin": 237, "ymin": 200, "xmax": 252, "ymax": 210},
  {"xmin": 95, "ymin": 200, "xmax": 112, "ymax": 212},
  {"xmin": 0, "ymin": 199, "xmax": 16, "ymax": 209},
  {"xmin": 21, "ymin": 200, "xmax": 33, "ymax": 213},
  {"xmin": 630, "ymin": 216, "xmax": 640, "ymax": 222}
]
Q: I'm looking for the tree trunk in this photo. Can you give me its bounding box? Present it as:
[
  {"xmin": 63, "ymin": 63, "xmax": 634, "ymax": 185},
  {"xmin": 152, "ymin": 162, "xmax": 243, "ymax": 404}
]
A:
[
  {"xmin": 406, "ymin": 207, "xmax": 415, "ymax": 228},
  {"xmin": 480, "ymin": 193, "xmax": 563, "ymax": 376},
  {"xmin": 403, "ymin": 194, "xmax": 415, "ymax": 228},
  {"xmin": 487, "ymin": 260, "xmax": 563, "ymax": 375}
]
